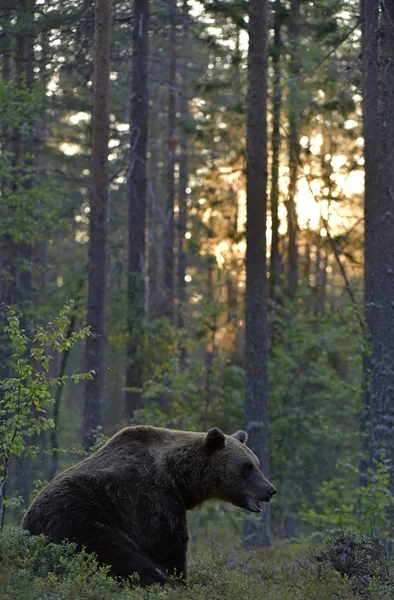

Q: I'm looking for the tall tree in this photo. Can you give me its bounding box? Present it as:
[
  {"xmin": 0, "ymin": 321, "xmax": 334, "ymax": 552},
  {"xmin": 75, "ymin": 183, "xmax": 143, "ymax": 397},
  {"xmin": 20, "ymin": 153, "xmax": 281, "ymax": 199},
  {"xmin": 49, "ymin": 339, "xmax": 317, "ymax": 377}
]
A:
[
  {"xmin": 9, "ymin": 0, "xmax": 36, "ymax": 508},
  {"xmin": 125, "ymin": 0, "xmax": 149, "ymax": 420},
  {"xmin": 360, "ymin": 0, "xmax": 394, "ymax": 510},
  {"xmin": 15, "ymin": 0, "xmax": 35, "ymax": 317},
  {"xmin": 83, "ymin": 0, "xmax": 112, "ymax": 450},
  {"xmin": 176, "ymin": 0, "xmax": 190, "ymax": 336},
  {"xmin": 147, "ymin": 99, "xmax": 162, "ymax": 321},
  {"xmin": 0, "ymin": 9, "xmax": 16, "ymax": 373},
  {"xmin": 244, "ymin": 0, "xmax": 271, "ymax": 546},
  {"xmin": 163, "ymin": 0, "xmax": 177, "ymax": 322},
  {"xmin": 286, "ymin": 0, "xmax": 301, "ymax": 299},
  {"xmin": 269, "ymin": 0, "xmax": 283, "ymax": 301}
]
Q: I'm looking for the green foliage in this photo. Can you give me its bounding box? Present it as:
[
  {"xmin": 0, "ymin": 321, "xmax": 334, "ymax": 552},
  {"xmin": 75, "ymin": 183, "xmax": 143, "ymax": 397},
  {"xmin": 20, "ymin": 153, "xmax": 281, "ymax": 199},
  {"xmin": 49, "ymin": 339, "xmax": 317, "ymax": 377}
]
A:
[
  {"xmin": 269, "ymin": 292, "xmax": 363, "ymax": 535},
  {"xmin": 358, "ymin": 462, "xmax": 394, "ymax": 539},
  {"xmin": 300, "ymin": 459, "xmax": 394, "ymax": 541},
  {"xmin": 128, "ymin": 313, "xmax": 245, "ymax": 433},
  {"xmin": 0, "ymin": 80, "xmax": 43, "ymax": 129},
  {"xmin": 3, "ymin": 526, "xmax": 394, "ymax": 599},
  {"xmin": 0, "ymin": 305, "xmax": 91, "ymax": 526},
  {"xmin": 0, "ymin": 175, "xmax": 65, "ymax": 243},
  {"xmin": 0, "ymin": 79, "xmax": 64, "ymax": 242},
  {"xmin": 301, "ymin": 476, "xmax": 357, "ymax": 530},
  {"xmin": 313, "ymin": 527, "xmax": 392, "ymax": 598},
  {"xmin": 0, "ymin": 527, "xmax": 149, "ymax": 600}
]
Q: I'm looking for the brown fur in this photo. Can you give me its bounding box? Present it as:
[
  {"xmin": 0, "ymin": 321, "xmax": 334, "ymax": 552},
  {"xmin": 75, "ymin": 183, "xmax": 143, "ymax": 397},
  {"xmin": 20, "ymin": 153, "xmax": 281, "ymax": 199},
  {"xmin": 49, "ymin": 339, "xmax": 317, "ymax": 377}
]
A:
[{"xmin": 22, "ymin": 425, "xmax": 276, "ymax": 586}]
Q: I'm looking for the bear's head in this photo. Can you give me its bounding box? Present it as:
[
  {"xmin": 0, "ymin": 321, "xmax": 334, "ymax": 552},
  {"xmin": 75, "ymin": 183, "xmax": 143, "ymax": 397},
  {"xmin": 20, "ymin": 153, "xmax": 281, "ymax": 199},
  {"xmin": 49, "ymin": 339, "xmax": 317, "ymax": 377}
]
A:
[{"xmin": 203, "ymin": 427, "xmax": 276, "ymax": 513}]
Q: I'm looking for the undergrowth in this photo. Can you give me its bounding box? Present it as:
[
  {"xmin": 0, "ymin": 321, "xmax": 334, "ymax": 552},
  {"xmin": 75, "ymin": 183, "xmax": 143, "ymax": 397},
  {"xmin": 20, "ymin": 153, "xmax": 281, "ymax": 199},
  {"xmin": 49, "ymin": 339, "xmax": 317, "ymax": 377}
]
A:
[{"xmin": 0, "ymin": 527, "xmax": 393, "ymax": 599}]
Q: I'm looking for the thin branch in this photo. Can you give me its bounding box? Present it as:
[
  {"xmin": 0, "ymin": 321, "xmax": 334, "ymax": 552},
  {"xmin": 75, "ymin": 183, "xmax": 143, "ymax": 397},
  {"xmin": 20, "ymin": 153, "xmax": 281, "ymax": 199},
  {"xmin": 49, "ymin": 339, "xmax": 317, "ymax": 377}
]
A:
[
  {"xmin": 299, "ymin": 157, "xmax": 365, "ymax": 333},
  {"xmin": 300, "ymin": 19, "xmax": 360, "ymax": 82}
]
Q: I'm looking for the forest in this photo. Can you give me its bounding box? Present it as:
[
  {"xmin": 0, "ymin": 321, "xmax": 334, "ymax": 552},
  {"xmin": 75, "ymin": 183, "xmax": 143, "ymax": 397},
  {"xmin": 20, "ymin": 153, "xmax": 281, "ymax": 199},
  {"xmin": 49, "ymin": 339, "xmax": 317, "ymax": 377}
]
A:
[{"xmin": 1, "ymin": 0, "xmax": 394, "ymax": 598}]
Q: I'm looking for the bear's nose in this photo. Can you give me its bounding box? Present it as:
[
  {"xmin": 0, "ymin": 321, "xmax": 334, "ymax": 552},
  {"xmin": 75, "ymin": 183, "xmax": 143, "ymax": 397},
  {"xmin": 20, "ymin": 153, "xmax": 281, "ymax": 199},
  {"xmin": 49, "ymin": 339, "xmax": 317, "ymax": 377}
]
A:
[{"xmin": 268, "ymin": 486, "xmax": 277, "ymax": 497}]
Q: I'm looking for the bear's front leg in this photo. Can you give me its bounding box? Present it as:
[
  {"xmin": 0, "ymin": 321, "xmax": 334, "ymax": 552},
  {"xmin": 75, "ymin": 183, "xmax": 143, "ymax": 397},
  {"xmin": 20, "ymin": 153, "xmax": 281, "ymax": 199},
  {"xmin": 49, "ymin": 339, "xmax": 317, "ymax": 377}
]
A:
[
  {"xmin": 135, "ymin": 491, "xmax": 189, "ymax": 584},
  {"xmin": 150, "ymin": 531, "xmax": 188, "ymax": 583}
]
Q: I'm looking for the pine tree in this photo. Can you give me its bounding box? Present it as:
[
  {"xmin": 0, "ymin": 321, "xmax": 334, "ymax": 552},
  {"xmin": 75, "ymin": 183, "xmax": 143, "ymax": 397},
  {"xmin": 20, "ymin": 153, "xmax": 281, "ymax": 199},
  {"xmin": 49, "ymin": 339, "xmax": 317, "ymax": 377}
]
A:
[
  {"xmin": 360, "ymin": 0, "xmax": 394, "ymax": 526},
  {"xmin": 125, "ymin": 0, "xmax": 149, "ymax": 420},
  {"xmin": 83, "ymin": 0, "xmax": 112, "ymax": 450},
  {"xmin": 244, "ymin": 0, "xmax": 271, "ymax": 547}
]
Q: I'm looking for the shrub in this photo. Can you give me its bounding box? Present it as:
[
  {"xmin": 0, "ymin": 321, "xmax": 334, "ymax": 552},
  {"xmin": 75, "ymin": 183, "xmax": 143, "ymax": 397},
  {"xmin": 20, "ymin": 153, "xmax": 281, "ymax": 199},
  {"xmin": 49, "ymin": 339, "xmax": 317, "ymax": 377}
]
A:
[
  {"xmin": 0, "ymin": 527, "xmax": 166, "ymax": 600},
  {"xmin": 313, "ymin": 528, "xmax": 392, "ymax": 597},
  {"xmin": 1, "ymin": 526, "xmax": 393, "ymax": 599}
]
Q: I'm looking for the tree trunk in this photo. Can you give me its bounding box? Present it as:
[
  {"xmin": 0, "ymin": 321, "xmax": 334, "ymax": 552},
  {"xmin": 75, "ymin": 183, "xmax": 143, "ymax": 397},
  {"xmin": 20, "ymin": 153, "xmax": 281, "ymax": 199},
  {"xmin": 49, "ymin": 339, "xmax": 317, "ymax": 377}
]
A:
[
  {"xmin": 48, "ymin": 312, "xmax": 78, "ymax": 481},
  {"xmin": 15, "ymin": 1, "xmax": 35, "ymax": 314},
  {"xmin": 314, "ymin": 241, "xmax": 328, "ymax": 314},
  {"xmin": 203, "ymin": 258, "xmax": 216, "ymax": 430},
  {"xmin": 83, "ymin": 0, "xmax": 112, "ymax": 450},
  {"xmin": 176, "ymin": 126, "xmax": 188, "ymax": 331},
  {"xmin": 34, "ymin": 29, "xmax": 50, "ymax": 298},
  {"xmin": 12, "ymin": 0, "xmax": 36, "ymax": 513},
  {"xmin": 359, "ymin": 0, "xmax": 379, "ymax": 485},
  {"xmin": 124, "ymin": 0, "xmax": 149, "ymax": 420},
  {"xmin": 244, "ymin": 0, "xmax": 271, "ymax": 547},
  {"xmin": 269, "ymin": 0, "xmax": 282, "ymax": 301},
  {"xmin": 286, "ymin": 0, "xmax": 300, "ymax": 300},
  {"xmin": 361, "ymin": 0, "xmax": 394, "ymax": 513},
  {"xmin": 163, "ymin": 0, "xmax": 177, "ymax": 322},
  {"xmin": 1, "ymin": 8, "xmax": 11, "ymax": 194},
  {"xmin": 176, "ymin": 0, "xmax": 189, "ymax": 337},
  {"xmin": 225, "ymin": 28, "xmax": 241, "ymax": 340},
  {"xmin": 0, "ymin": 10, "xmax": 15, "ymax": 376},
  {"xmin": 147, "ymin": 103, "xmax": 161, "ymax": 321}
]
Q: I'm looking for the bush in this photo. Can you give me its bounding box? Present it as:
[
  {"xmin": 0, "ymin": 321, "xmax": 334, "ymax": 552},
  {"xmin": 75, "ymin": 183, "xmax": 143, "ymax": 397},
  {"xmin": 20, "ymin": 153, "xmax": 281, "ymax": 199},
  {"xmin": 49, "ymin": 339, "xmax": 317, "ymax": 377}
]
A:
[
  {"xmin": 313, "ymin": 528, "xmax": 392, "ymax": 598},
  {"xmin": 1, "ymin": 526, "xmax": 393, "ymax": 599},
  {"xmin": 0, "ymin": 527, "xmax": 166, "ymax": 600}
]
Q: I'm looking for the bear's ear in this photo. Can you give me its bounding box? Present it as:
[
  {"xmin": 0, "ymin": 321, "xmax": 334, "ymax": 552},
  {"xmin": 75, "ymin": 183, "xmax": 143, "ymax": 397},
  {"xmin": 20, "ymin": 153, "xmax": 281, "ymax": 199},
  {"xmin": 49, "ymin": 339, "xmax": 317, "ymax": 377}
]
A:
[
  {"xmin": 232, "ymin": 430, "xmax": 248, "ymax": 444},
  {"xmin": 205, "ymin": 428, "xmax": 225, "ymax": 453}
]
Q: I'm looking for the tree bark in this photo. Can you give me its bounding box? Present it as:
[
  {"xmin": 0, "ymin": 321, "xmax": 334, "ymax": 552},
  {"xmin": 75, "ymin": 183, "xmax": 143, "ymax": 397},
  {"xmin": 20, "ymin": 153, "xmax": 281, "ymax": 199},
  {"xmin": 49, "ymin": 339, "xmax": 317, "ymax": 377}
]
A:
[
  {"xmin": 14, "ymin": 1, "xmax": 35, "ymax": 314},
  {"xmin": 125, "ymin": 0, "xmax": 149, "ymax": 420},
  {"xmin": 203, "ymin": 257, "xmax": 216, "ymax": 430},
  {"xmin": 286, "ymin": 0, "xmax": 301, "ymax": 300},
  {"xmin": 176, "ymin": 0, "xmax": 189, "ymax": 337},
  {"xmin": 314, "ymin": 241, "xmax": 328, "ymax": 314},
  {"xmin": 359, "ymin": 0, "xmax": 380, "ymax": 485},
  {"xmin": 176, "ymin": 125, "xmax": 188, "ymax": 331},
  {"xmin": 48, "ymin": 312, "xmax": 78, "ymax": 481},
  {"xmin": 12, "ymin": 0, "xmax": 36, "ymax": 512},
  {"xmin": 269, "ymin": 0, "xmax": 282, "ymax": 301},
  {"xmin": 225, "ymin": 28, "xmax": 242, "ymax": 338},
  {"xmin": 147, "ymin": 100, "xmax": 161, "ymax": 321},
  {"xmin": 244, "ymin": 0, "xmax": 271, "ymax": 547},
  {"xmin": 163, "ymin": 0, "xmax": 177, "ymax": 322},
  {"xmin": 83, "ymin": 0, "xmax": 112, "ymax": 450},
  {"xmin": 361, "ymin": 0, "xmax": 394, "ymax": 504},
  {"xmin": 0, "ymin": 9, "xmax": 16, "ymax": 367}
]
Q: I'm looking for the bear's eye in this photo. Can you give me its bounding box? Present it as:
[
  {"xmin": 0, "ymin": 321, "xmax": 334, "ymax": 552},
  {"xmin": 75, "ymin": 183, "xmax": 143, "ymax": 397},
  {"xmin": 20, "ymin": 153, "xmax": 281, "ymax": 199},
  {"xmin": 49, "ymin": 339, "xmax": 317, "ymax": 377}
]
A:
[{"xmin": 242, "ymin": 463, "xmax": 254, "ymax": 477}]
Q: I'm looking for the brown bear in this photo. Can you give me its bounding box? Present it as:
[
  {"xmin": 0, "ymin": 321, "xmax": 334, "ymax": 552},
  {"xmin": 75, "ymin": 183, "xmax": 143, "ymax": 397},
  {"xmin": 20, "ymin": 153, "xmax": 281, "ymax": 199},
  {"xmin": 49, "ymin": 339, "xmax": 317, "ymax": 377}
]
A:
[{"xmin": 22, "ymin": 425, "xmax": 276, "ymax": 586}]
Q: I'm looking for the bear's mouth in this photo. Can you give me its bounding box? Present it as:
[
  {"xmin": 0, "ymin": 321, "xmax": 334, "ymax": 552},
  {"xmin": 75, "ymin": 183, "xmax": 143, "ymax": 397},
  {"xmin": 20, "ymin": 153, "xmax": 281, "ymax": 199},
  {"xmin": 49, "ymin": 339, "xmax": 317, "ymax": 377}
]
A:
[
  {"xmin": 244, "ymin": 494, "xmax": 273, "ymax": 512},
  {"xmin": 244, "ymin": 496, "xmax": 263, "ymax": 512}
]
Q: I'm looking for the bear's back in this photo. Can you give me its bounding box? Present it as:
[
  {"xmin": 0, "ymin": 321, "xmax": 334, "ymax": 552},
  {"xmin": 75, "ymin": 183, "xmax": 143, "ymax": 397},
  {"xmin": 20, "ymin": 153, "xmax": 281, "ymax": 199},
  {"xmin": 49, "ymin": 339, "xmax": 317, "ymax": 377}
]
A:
[{"xmin": 22, "ymin": 431, "xmax": 163, "ymax": 541}]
